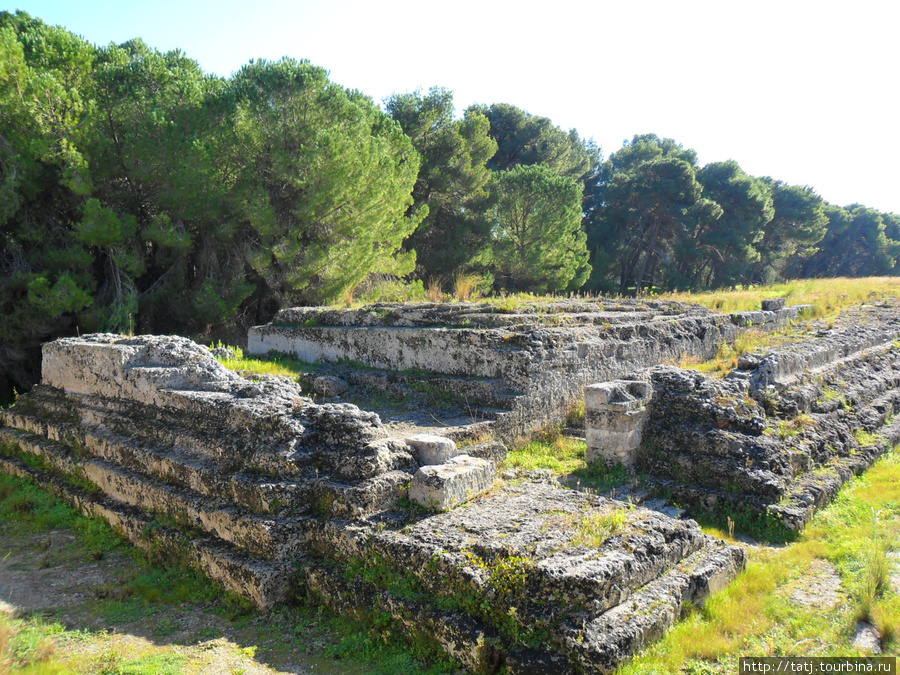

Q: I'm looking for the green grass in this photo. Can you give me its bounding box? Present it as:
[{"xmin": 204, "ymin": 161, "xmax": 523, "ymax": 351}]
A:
[
  {"xmin": 505, "ymin": 432, "xmax": 588, "ymax": 475},
  {"xmin": 571, "ymin": 507, "xmax": 628, "ymax": 548},
  {"xmin": 215, "ymin": 348, "xmax": 317, "ymax": 382},
  {"xmin": 677, "ymin": 325, "xmax": 812, "ymax": 378},
  {"xmin": 0, "ymin": 471, "xmax": 456, "ymax": 675},
  {"xmin": 620, "ymin": 448, "xmax": 900, "ymax": 674}
]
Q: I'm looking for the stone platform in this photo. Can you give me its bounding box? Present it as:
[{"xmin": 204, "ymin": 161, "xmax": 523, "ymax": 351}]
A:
[
  {"xmin": 586, "ymin": 303, "xmax": 900, "ymax": 532},
  {"xmin": 0, "ymin": 334, "xmax": 745, "ymax": 673},
  {"xmin": 249, "ymin": 300, "xmax": 752, "ymax": 440}
]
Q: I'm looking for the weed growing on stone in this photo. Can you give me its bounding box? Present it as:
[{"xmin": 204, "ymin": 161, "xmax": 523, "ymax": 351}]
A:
[
  {"xmin": 217, "ymin": 351, "xmax": 317, "ymax": 382},
  {"xmin": 771, "ymin": 413, "xmax": 817, "ymax": 440},
  {"xmin": 564, "ymin": 395, "xmax": 586, "ymax": 426},
  {"xmin": 452, "ymin": 272, "xmax": 486, "ymax": 302},
  {"xmin": 685, "ymin": 326, "xmax": 807, "ymax": 378},
  {"xmin": 853, "ymin": 428, "xmax": 881, "ymax": 447},
  {"xmin": 571, "ymin": 507, "xmax": 628, "ymax": 548}
]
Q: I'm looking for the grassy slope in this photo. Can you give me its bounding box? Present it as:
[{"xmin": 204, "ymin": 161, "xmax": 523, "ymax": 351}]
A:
[{"xmin": 622, "ymin": 450, "xmax": 900, "ymax": 672}]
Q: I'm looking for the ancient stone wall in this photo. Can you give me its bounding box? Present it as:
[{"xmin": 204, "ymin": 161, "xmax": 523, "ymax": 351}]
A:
[
  {"xmin": 586, "ymin": 303, "xmax": 900, "ymax": 531},
  {"xmin": 250, "ymin": 300, "xmax": 746, "ymax": 440},
  {"xmin": 0, "ymin": 333, "xmax": 745, "ymax": 673}
]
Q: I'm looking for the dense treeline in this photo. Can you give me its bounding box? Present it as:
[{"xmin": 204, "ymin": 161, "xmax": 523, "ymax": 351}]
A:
[{"xmin": 2, "ymin": 11, "xmax": 898, "ymax": 397}]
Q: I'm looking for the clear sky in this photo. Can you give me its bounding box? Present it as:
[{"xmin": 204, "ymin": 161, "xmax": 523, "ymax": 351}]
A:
[{"xmin": 6, "ymin": 0, "xmax": 900, "ymax": 213}]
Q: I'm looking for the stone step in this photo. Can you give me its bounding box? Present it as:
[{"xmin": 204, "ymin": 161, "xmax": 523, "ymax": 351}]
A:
[
  {"xmin": 10, "ymin": 385, "xmax": 417, "ymax": 481},
  {"xmin": 0, "ymin": 453, "xmax": 292, "ymax": 608},
  {"xmin": 0, "ymin": 427, "xmax": 303, "ymax": 559},
  {"xmin": 300, "ymin": 524, "xmax": 744, "ymax": 674},
  {"xmin": 0, "ymin": 423, "xmax": 410, "ymax": 521},
  {"xmin": 298, "ymin": 560, "xmax": 503, "ymax": 674},
  {"xmin": 333, "ymin": 367, "xmax": 524, "ymax": 410},
  {"xmin": 559, "ymin": 541, "xmax": 745, "ymax": 673},
  {"xmin": 364, "ymin": 483, "xmax": 717, "ymax": 623}
]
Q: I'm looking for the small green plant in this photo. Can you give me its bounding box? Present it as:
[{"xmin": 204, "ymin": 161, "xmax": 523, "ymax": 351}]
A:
[
  {"xmin": 213, "ymin": 340, "xmax": 244, "ymax": 359},
  {"xmin": 854, "ymin": 428, "xmax": 881, "ymax": 448},
  {"xmin": 426, "ymin": 277, "xmax": 444, "ymax": 303},
  {"xmin": 571, "ymin": 507, "xmax": 628, "ymax": 548},
  {"xmin": 452, "ymin": 272, "xmax": 483, "ymax": 302},
  {"xmin": 854, "ymin": 508, "xmax": 892, "ymax": 621},
  {"xmin": 564, "ymin": 396, "xmax": 586, "ymax": 426},
  {"xmin": 772, "ymin": 413, "xmax": 817, "ymax": 439}
]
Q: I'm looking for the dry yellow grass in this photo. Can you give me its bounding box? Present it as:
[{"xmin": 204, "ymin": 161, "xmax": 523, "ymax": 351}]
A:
[{"xmin": 661, "ymin": 276, "xmax": 900, "ymax": 317}]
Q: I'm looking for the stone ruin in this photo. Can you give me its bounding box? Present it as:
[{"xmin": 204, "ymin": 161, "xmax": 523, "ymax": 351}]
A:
[
  {"xmin": 9, "ymin": 295, "xmax": 888, "ymax": 672},
  {"xmin": 248, "ymin": 298, "xmax": 807, "ymax": 441},
  {"xmin": 0, "ymin": 332, "xmax": 746, "ymax": 674},
  {"xmin": 586, "ymin": 302, "xmax": 900, "ymax": 532}
]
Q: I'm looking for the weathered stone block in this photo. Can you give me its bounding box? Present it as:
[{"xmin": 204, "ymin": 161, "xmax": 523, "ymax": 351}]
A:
[
  {"xmin": 409, "ymin": 455, "xmax": 494, "ymax": 511},
  {"xmin": 584, "ymin": 379, "xmax": 652, "ymax": 468},
  {"xmin": 761, "ymin": 297, "xmax": 786, "ymax": 311},
  {"xmin": 249, "ymin": 300, "xmax": 742, "ymax": 442},
  {"xmin": 312, "ymin": 375, "xmax": 348, "ymax": 397},
  {"xmin": 464, "ymin": 440, "xmax": 508, "ymax": 464},
  {"xmin": 406, "ymin": 434, "xmax": 457, "ymax": 465}
]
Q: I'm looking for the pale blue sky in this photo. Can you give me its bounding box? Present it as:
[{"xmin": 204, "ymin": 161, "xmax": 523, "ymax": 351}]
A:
[{"xmin": 6, "ymin": 0, "xmax": 900, "ymax": 213}]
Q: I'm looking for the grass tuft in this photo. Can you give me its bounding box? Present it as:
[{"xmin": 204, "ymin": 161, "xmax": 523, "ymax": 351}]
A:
[{"xmin": 571, "ymin": 508, "xmax": 628, "ymax": 548}]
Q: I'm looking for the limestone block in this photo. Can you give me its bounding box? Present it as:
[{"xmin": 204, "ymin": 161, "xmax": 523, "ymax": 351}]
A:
[
  {"xmin": 409, "ymin": 455, "xmax": 495, "ymax": 511},
  {"xmin": 464, "ymin": 440, "xmax": 508, "ymax": 464},
  {"xmin": 761, "ymin": 297, "xmax": 786, "ymax": 311},
  {"xmin": 584, "ymin": 379, "xmax": 652, "ymax": 468},
  {"xmin": 312, "ymin": 375, "xmax": 348, "ymax": 397},
  {"xmin": 406, "ymin": 434, "xmax": 457, "ymax": 465}
]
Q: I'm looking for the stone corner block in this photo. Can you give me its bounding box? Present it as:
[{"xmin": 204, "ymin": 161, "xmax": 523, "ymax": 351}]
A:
[
  {"xmin": 761, "ymin": 297, "xmax": 787, "ymax": 311},
  {"xmin": 408, "ymin": 455, "xmax": 495, "ymax": 511},
  {"xmin": 584, "ymin": 378, "xmax": 653, "ymax": 469},
  {"xmin": 406, "ymin": 434, "xmax": 458, "ymax": 466}
]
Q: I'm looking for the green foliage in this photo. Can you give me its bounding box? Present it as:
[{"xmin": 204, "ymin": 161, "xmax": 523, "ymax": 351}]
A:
[
  {"xmin": 586, "ymin": 136, "xmax": 720, "ymax": 294},
  {"xmin": 472, "ymin": 102, "xmax": 597, "ymax": 181},
  {"xmin": 490, "ymin": 164, "xmax": 590, "ymax": 292},
  {"xmin": 386, "ymin": 88, "xmax": 497, "ymax": 281},
  {"xmin": 688, "ymin": 160, "xmax": 774, "ymax": 288},
  {"xmin": 801, "ymin": 205, "xmax": 900, "ymax": 278},
  {"xmin": 751, "ymin": 179, "xmax": 828, "ymax": 282},
  {"xmin": 231, "ymin": 58, "xmax": 422, "ymax": 305}
]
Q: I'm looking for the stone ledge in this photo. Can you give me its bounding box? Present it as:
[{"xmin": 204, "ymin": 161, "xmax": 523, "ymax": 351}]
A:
[{"xmin": 409, "ymin": 455, "xmax": 495, "ymax": 511}]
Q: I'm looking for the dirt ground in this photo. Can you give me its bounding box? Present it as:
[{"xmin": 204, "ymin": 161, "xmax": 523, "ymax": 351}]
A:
[{"xmin": 0, "ymin": 525, "xmax": 379, "ymax": 675}]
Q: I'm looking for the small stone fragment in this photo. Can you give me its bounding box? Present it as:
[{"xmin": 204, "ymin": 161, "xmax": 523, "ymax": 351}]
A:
[
  {"xmin": 210, "ymin": 347, "xmax": 236, "ymax": 360},
  {"xmin": 781, "ymin": 559, "xmax": 842, "ymax": 609},
  {"xmin": 406, "ymin": 434, "xmax": 457, "ymax": 465},
  {"xmin": 312, "ymin": 375, "xmax": 349, "ymax": 397},
  {"xmin": 852, "ymin": 621, "xmax": 882, "ymax": 653},
  {"xmin": 409, "ymin": 455, "xmax": 495, "ymax": 511}
]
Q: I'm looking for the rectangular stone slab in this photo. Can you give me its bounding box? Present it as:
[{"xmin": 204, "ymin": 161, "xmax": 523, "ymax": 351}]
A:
[{"xmin": 409, "ymin": 455, "xmax": 495, "ymax": 511}]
